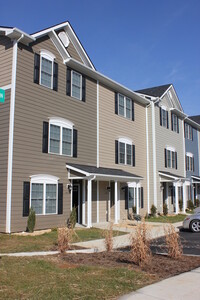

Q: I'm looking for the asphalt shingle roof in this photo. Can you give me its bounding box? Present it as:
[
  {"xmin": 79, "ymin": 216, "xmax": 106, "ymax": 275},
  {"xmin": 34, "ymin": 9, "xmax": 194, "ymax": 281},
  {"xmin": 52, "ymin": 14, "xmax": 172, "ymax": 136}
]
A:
[
  {"xmin": 189, "ymin": 115, "xmax": 200, "ymax": 125},
  {"xmin": 135, "ymin": 84, "xmax": 171, "ymax": 98}
]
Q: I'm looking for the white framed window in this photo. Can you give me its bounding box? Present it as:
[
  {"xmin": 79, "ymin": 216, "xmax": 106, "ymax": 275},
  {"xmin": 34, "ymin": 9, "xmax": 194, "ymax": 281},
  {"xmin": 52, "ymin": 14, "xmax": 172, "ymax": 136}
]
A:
[
  {"xmin": 71, "ymin": 70, "xmax": 82, "ymax": 100},
  {"xmin": 118, "ymin": 94, "xmax": 132, "ymax": 120},
  {"xmin": 171, "ymin": 113, "xmax": 179, "ymax": 133},
  {"xmin": 49, "ymin": 117, "xmax": 74, "ymax": 156},
  {"xmin": 165, "ymin": 147, "xmax": 177, "ymax": 169},
  {"xmin": 160, "ymin": 106, "xmax": 168, "ymax": 128},
  {"xmin": 185, "ymin": 123, "xmax": 193, "ymax": 140},
  {"xmin": 186, "ymin": 153, "xmax": 194, "ymax": 172},
  {"xmin": 30, "ymin": 175, "xmax": 59, "ymax": 215},
  {"xmin": 118, "ymin": 138, "xmax": 132, "ymax": 166},
  {"xmin": 40, "ymin": 50, "xmax": 55, "ymax": 89}
]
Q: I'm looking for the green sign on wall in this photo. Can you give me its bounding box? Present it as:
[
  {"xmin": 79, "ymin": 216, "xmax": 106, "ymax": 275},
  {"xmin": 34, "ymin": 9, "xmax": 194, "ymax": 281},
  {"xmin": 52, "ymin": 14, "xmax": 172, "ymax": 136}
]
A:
[{"xmin": 0, "ymin": 89, "xmax": 5, "ymax": 103}]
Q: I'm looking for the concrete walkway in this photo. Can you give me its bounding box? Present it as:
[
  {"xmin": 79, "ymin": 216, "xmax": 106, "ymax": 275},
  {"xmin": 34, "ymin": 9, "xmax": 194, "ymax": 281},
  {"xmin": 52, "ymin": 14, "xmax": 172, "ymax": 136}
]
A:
[{"xmin": 118, "ymin": 267, "xmax": 200, "ymax": 300}]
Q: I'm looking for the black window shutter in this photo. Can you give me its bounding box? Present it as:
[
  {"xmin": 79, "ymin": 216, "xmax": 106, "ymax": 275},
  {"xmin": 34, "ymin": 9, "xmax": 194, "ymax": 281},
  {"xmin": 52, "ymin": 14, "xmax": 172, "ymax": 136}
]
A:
[
  {"xmin": 175, "ymin": 152, "xmax": 178, "ymax": 169},
  {"xmin": 53, "ymin": 62, "xmax": 58, "ymax": 91},
  {"xmin": 165, "ymin": 148, "xmax": 167, "ymax": 168},
  {"xmin": 132, "ymin": 145, "xmax": 135, "ymax": 167},
  {"xmin": 58, "ymin": 183, "xmax": 63, "ymax": 214},
  {"xmin": 73, "ymin": 129, "xmax": 78, "ymax": 157},
  {"xmin": 42, "ymin": 122, "xmax": 49, "ymax": 153},
  {"xmin": 167, "ymin": 111, "xmax": 169, "ymax": 129},
  {"xmin": 191, "ymin": 127, "xmax": 193, "ymax": 141},
  {"xmin": 160, "ymin": 107, "xmax": 162, "ymax": 126},
  {"xmin": 185, "ymin": 155, "xmax": 187, "ymax": 170},
  {"xmin": 115, "ymin": 92, "xmax": 118, "ymax": 114},
  {"xmin": 34, "ymin": 53, "xmax": 40, "ymax": 84},
  {"xmin": 23, "ymin": 182, "xmax": 30, "ymax": 217},
  {"xmin": 171, "ymin": 113, "xmax": 173, "ymax": 131},
  {"xmin": 184, "ymin": 123, "xmax": 186, "ymax": 137},
  {"xmin": 141, "ymin": 187, "xmax": 144, "ymax": 209},
  {"xmin": 177, "ymin": 117, "xmax": 179, "ymax": 133},
  {"xmin": 82, "ymin": 76, "xmax": 86, "ymax": 102},
  {"xmin": 66, "ymin": 67, "xmax": 71, "ymax": 96},
  {"xmin": 132, "ymin": 100, "xmax": 134, "ymax": 121},
  {"xmin": 125, "ymin": 186, "xmax": 129, "ymax": 210},
  {"xmin": 193, "ymin": 157, "xmax": 195, "ymax": 172},
  {"xmin": 115, "ymin": 140, "xmax": 119, "ymax": 164}
]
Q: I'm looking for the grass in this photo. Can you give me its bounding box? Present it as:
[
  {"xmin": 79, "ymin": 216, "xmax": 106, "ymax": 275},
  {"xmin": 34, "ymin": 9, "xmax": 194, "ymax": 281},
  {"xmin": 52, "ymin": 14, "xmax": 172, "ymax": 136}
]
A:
[
  {"xmin": 145, "ymin": 214, "xmax": 187, "ymax": 223},
  {"xmin": 0, "ymin": 228, "xmax": 126, "ymax": 253},
  {"xmin": 0, "ymin": 256, "xmax": 154, "ymax": 299}
]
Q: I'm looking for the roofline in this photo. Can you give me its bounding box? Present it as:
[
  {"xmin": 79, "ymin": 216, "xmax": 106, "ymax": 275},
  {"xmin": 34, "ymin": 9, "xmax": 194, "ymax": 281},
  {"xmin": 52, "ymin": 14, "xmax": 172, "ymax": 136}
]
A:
[
  {"xmin": 159, "ymin": 171, "xmax": 187, "ymax": 181},
  {"xmin": 0, "ymin": 27, "xmax": 35, "ymax": 44},
  {"xmin": 65, "ymin": 58, "xmax": 150, "ymax": 106}
]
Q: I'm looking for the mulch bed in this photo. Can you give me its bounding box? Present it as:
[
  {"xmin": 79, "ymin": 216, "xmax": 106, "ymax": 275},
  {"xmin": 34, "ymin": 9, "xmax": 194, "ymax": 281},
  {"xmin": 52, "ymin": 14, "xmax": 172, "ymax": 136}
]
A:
[{"xmin": 59, "ymin": 251, "xmax": 200, "ymax": 280}]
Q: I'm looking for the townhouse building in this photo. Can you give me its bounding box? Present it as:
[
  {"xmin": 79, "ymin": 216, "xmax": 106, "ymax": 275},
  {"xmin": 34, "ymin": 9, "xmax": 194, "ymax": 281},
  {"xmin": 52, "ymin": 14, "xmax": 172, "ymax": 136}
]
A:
[{"xmin": 0, "ymin": 21, "xmax": 149, "ymax": 233}]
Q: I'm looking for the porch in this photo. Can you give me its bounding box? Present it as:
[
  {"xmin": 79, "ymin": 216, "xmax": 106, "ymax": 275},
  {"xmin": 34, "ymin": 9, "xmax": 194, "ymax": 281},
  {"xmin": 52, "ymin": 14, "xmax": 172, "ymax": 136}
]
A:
[{"xmin": 66, "ymin": 163, "xmax": 143, "ymax": 227}]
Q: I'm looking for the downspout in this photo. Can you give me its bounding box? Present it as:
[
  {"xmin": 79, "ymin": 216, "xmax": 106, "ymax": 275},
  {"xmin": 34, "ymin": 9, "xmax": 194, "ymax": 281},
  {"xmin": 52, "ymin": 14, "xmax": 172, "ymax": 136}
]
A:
[{"xmin": 6, "ymin": 34, "xmax": 24, "ymax": 233}]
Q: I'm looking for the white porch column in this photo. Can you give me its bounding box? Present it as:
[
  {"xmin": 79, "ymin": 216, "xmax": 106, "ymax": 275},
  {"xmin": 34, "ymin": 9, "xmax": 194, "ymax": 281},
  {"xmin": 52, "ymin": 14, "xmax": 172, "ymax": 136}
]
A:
[
  {"xmin": 114, "ymin": 181, "xmax": 118, "ymax": 224},
  {"xmin": 166, "ymin": 183, "xmax": 169, "ymax": 208},
  {"xmin": 97, "ymin": 181, "xmax": 99, "ymax": 223},
  {"xmin": 196, "ymin": 183, "xmax": 198, "ymax": 200},
  {"xmin": 192, "ymin": 183, "xmax": 194, "ymax": 203},
  {"xmin": 87, "ymin": 179, "xmax": 92, "ymax": 228},
  {"xmin": 82, "ymin": 180, "xmax": 86, "ymax": 225},
  {"xmin": 136, "ymin": 183, "xmax": 139, "ymax": 215},
  {"xmin": 118, "ymin": 184, "xmax": 120, "ymax": 221},
  {"xmin": 174, "ymin": 183, "xmax": 179, "ymax": 214},
  {"xmin": 183, "ymin": 182, "xmax": 186, "ymax": 213}
]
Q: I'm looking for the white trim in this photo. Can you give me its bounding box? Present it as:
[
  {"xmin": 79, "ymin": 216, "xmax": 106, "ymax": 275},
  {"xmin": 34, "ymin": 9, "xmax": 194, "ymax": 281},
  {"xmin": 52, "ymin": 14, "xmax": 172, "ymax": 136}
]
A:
[
  {"xmin": 39, "ymin": 52, "xmax": 54, "ymax": 89},
  {"xmin": 49, "ymin": 30, "xmax": 70, "ymax": 62},
  {"xmin": 146, "ymin": 106, "xmax": 150, "ymax": 213},
  {"xmin": 198, "ymin": 131, "xmax": 200, "ymax": 176},
  {"xmin": 70, "ymin": 180, "xmax": 73, "ymax": 211},
  {"xmin": 66, "ymin": 165, "xmax": 89, "ymax": 176},
  {"xmin": 118, "ymin": 93, "xmax": 132, "ymax": 120},
  {"xmin": 0, "ymin": 84, "xmax": 12, "ymax": 90},
  {"xmin": 186, "ymin": 152, "xmax": 194, "ymax": 158},
  {"xmin": 30, "ymin": 174, "xmax": 59, "ymax": 184},
  {"xmin": 114, "ymin": 181, "xmax": 118, "ymax": 224},
  {"xmin": 118, "ymin": 137, "xmax": 132, "ymax": 144},
  {"xmin": 160, "ymin": 105, "xmax": 167, "ymax": 110},
  {"xmin": 87, "ymin": 179, "xmax": 92, "ymax": 228},
  {"xmin": 49, "ymin": 117, "xmax": 74, "ymax": 129},
  {"xmin": 97, "ymin": 80, "xmax": 99, "ymax": 168},
  {"xmin": 82, "ymin": 180, "xmax": 86, "ymax": 225},
  {"xmin": 71, "ymin": 70, "xmax": 82, "ymax": 100},
  {"xmin": 166, "ymin": 146, "xmax": 176, "ymax": 152},
  {"xmin": 151, "ymin": 102, "xmax": 157, "ymax": 207},
  {"xmin": 40, "ymin": 49, "xmax": 56, "ymax": 60},
  {"xmin": 97, "ymin": 181, "xmax": 99, "ymax": 223},
  {"xmin": 6, "ymin": 39, "xmax": 18, "ymax": 233}
]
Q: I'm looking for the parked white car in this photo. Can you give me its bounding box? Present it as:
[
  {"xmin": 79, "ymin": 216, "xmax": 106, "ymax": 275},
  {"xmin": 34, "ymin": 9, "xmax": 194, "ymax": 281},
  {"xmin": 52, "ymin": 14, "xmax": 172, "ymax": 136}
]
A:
[{"xmin": 183, "ymin": 211, "xmax": 200, "ymax": 232}]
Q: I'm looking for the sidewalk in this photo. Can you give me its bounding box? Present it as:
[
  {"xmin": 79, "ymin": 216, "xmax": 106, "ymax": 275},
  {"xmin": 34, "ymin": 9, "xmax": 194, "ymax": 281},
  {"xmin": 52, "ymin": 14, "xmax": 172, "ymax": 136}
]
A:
[{"xmin": 118, "ymin": 267, "xmax": 200, "ymax": 300}]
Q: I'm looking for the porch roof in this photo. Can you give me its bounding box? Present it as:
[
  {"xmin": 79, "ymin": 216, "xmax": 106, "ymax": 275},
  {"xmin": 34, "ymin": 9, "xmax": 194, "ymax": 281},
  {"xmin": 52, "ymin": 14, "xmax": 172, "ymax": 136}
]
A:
[
  {"xmin": 159, "ymin": 171, "xmax": 186, "ymax": 182},
  {"xmin": 66, "ymin": 163, "xmax": 143, "ymax": 181},
  {"xmin": 191, "ymin": 175, "xmax": 200, "ymax": 183}
]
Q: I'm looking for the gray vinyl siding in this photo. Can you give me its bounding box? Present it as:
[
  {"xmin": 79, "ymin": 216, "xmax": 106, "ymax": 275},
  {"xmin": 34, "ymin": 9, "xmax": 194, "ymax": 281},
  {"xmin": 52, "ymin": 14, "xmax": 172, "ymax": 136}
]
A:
[
  {"xmin": 10, "ymin": 37, "xmax": 97, "ymax": 232},
  {"xmin": 0, "ymin": 90, "xmax": 10, "ymax": 232},
  {"xmin": 0, "ymin": 36, "xmax": 13, "ymax": 86},
  {"xmin": 99, "ymin": 83, "xmax": 148, "ymax": 215},
  {"xmin": 185, "ymin": 126, "xmax": 199, "ymax": 177}
]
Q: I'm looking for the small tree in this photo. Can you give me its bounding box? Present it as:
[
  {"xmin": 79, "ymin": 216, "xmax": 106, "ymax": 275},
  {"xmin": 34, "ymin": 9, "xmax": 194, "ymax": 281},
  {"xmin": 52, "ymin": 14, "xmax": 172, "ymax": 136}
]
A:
[
  {"xmin": 163, "ymin": 203, "xmax": 168, "ymax": 216},
  {"xmin": 68, "ymin": 207, "xmax": 77, "ymax": 229},
  {"xmin": 179, "ymin": 199, "xmax": 183, "ymax": 211},
  {"xmin": 164, "ymin": 224, "xmax": 182, "ymax": 259},
  {"xmin": 150, "ymin": 204, "xmax": 157, "ymax": 217},
  {"xmin": 104, "ymin": 223, "xmax": 113, "ymax": 252},
  {"xmin": 58, "ymin": 226, "xmax": 72, "ymax": 254},
  {"xmin": 132, "ymin": 206, "xmax": 136, "ymax": 214},
  {"xmin": 27, "ymin": 208, "xmax": 36, "ymax": 232},
  {"xmin": 187, "ymin": 200, "xmax": 194, "ymax": 210}
]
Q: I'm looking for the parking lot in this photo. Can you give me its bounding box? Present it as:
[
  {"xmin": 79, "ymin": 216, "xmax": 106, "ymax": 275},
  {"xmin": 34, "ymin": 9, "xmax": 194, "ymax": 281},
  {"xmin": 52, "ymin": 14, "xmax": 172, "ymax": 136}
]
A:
[{"xmin": 151, "ymin": 228, "xmax": 200, "ymax": 256}]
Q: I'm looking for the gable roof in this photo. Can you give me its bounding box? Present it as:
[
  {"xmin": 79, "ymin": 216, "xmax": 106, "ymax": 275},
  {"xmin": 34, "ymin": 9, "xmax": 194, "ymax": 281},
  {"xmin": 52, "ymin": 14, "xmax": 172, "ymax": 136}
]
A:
[
  {"xmin": 135, "ymin": 84, "xmax": 171, "ymax": 98},
  {"xmin": 189, "ymin": 115, "xmax": 200, "ymax": 125}
]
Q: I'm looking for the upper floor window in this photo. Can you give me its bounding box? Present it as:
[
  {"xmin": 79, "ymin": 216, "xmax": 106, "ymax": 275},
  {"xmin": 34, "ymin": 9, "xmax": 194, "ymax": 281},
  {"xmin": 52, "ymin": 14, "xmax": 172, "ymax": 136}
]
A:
[
  {"xmin": 66, "ymin": 67, "xmax": 86, "ymax": 101},
  {"xmin": 115, "ymin": 138, "xmax": 135, "ymax": 166},
  {"xmin": 42, "ymin": 118, "xmax": 77, "ymax": 157},
  {"xmin": 115, "ymin": 93, "xmax": 134, "ymax": 121},
  {"xmin": 34, "ymin": 50, "xmax": 58, "ymax": 91},
  {"xmin": 164, "ymin": 147, "xmax": 177, "ymax": 169},
  {"xmin": 171, "ymin": 113, "xmax": 179, "ymax": 133},
  {"xmin": 186, "ymin": 153, "xmax": 194, "ymax": 172},
  {"xmin": 160, "ymin": 106, "xmax": 169, "ymax": 128},
  {"xmin": 185, "ymin": 123, "xmax": 193, "ymax": 140}
]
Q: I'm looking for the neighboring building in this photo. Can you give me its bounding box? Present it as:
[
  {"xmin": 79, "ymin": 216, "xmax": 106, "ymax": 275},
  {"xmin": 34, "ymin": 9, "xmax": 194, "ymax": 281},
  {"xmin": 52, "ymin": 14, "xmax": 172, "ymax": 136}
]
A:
[{"xmin": 0, "ymin": 22, "xmax": 149, "ymax": 233}]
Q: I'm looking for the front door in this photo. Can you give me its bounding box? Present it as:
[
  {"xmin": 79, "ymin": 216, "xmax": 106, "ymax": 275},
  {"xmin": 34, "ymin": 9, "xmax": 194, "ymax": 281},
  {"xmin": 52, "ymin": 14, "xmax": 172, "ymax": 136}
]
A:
[{"xmin": 72, "ymin": 184, "xmax": 81, "ymax": 223}]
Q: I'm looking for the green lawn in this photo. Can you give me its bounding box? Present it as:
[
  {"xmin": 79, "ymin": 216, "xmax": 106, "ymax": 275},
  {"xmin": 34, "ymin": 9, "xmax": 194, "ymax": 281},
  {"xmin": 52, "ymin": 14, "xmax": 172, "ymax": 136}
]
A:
[
  {"xmin": 0, "ymin": 256, "xmax": 154, "ymax": 299},
  {"xmin": 0, "ymin": 228, "xmax": 126, "ymax": 254},
  {"xmin": 145, "ymin": 214, "xmax": 187, "ymax": 223}
]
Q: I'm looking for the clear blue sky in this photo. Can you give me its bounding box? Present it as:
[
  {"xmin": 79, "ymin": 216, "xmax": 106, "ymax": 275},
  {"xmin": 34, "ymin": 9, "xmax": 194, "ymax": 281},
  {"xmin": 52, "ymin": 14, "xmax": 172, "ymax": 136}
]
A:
[{"xmin": 1, "ymin": 0, "xmax": 200, "ymax": 115}]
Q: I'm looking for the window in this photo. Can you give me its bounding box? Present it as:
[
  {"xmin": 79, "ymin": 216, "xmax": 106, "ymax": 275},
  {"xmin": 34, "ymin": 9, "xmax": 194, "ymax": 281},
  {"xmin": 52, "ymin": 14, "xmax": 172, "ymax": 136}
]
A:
[
  {"xmin": 71, "ymin": 70, "xmax": 82, "ymax": 100},
  {"xmin": 186, "ymin": 153, "xmax": 194, "ymax": 172},
  {"xmin": 30, "ymin": 175, "xmax": 59, "ymax": 215},
  {"xmin": 118, "ymin": 138, "xmax": 133, "ymax": 166},
  {"xmin": 165, "ymin": 147, "xmax": 177, "ymax": 169},
  {"xmin": 115, "ymin": 93, "xmax": 134, "ymax": 121},
  {"xmin": 41, "ymin": 56, "xmax": 53, "ymax": 88},
  {"xmin": 49, "ymin": 118, "xmax": 73, "ymax": 156},
  {"xmin": 185, "ymin": 123, "xmax": 193, "ymax": 140},
  {"xmin": 171, "ymin": 113, "xmax": 179, "ymax": 133},
  {"xmin": 160, "ymin": 107, "xmax": 168, "ymax": 128}
]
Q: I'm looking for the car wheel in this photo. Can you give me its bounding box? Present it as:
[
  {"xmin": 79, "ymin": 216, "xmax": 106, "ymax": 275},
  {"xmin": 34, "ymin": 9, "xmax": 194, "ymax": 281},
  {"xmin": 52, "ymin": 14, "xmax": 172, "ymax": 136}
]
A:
[{"xmin": 190, "ymin": 220, "xmax": 200, "ymax": 233}]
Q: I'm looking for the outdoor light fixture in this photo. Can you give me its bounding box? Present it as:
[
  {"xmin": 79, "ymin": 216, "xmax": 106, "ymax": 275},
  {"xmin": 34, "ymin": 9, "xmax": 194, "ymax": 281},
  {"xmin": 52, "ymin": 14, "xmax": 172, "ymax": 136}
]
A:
[
  {"xmin": 67, "ymin": 184, "xmax": 72, "ymax": 192},
  {"xmin": 106, "ymin": 186, "xmax": 111, "ymax": 192}
]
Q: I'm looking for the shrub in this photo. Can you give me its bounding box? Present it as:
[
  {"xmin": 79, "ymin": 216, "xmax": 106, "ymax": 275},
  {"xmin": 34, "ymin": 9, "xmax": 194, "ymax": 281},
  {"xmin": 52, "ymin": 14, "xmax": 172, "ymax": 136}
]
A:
[
  {"xmin": 104, "ymin": 223, "xmax": 113, "ymax": 252},
  {"xmin": 164, "ymin": 224, "xmax": 182, "ymax": 259},
  {"xmin": 187, "ymin": 200, "xmax": 194, "ymax": 210},
  {"xmin": 179, "ymin": 199, "xmax": 183, "ymax": 211},
  {"xmin": 27, "ymin": 208, "xmax": 36, "ymax": 233},
  {"xmin": 68, "ymin": 207, "xmax": 77, "ymax": 229},
  {"xmin": 57, "ymin": 226, "xmax": 72, "ymax": 253},
  {"xmin": 195, "ymin": 199, "xmax": 200, "ymax": 207},
  {"xmin": 132, "ymin": 206, "xmax": 136, "ymax": 214},
  {"xmin": 130, "ymin": 222, "xmax": 152, "ymax": 266},
  {"xmin": 150, "ymin": 204, "xmax": 157, "ymax": 217},
  {"xmin": 163, "ymin": 203, "xmax": 168, "ymax": 216}
]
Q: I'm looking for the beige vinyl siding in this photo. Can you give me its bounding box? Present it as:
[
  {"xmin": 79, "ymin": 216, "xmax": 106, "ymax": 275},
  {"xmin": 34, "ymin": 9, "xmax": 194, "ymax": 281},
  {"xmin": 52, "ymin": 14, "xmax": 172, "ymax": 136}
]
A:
[
  {"xmin": 0, "ymin": 36, "xmax": 13, "ymax": 86},
  {"xmin": 0, "ymin": 90, "xmax": 10, "ymax": 232},
  {"xmin": 99, "ymin": 84, "xmax": 147, "ymax": 216},
  {"xmin": 10, "ymin": 37, "xmax": 97, "ymax": 232},
  {"xmin": 67, "ymin": 41, "xmax": 83, "ymax": 64}
]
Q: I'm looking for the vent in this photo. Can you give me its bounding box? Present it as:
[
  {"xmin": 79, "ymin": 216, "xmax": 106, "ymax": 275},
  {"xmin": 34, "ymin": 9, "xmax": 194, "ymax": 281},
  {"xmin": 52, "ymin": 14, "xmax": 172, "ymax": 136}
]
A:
[{"xmin": 58, "ymin": 31, "xmax": 69, "ymax": 48}]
